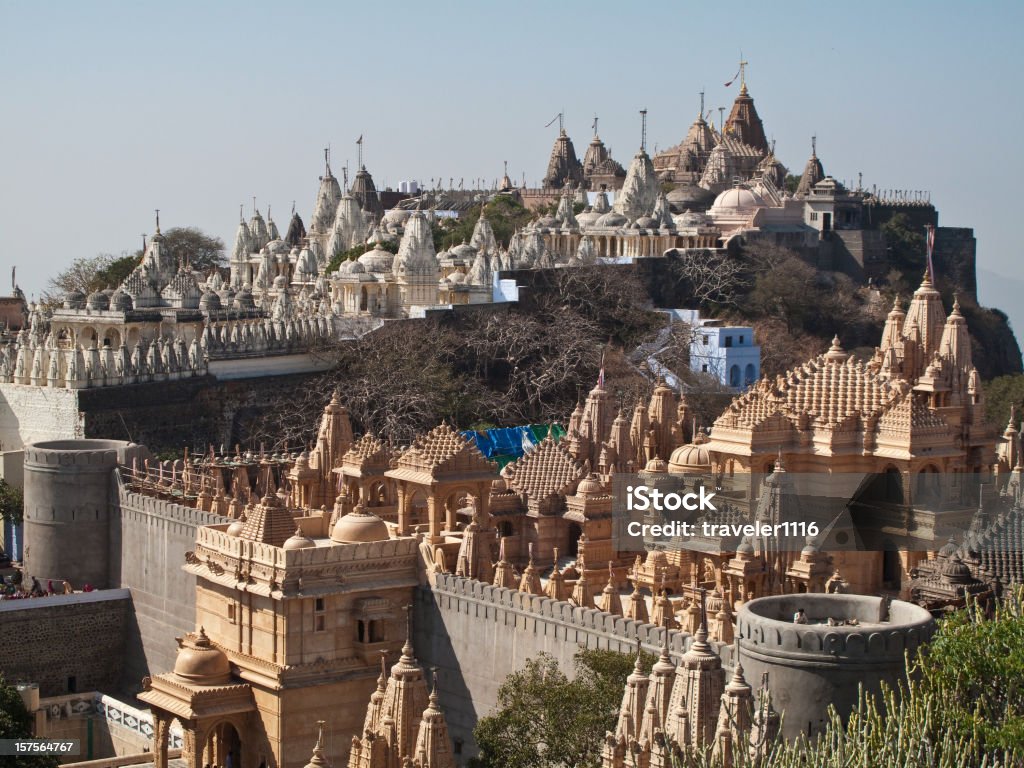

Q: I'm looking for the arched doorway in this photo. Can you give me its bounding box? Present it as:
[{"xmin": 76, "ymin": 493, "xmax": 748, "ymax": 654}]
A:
[
  {"xmin": 203, "ymin": 720, "xmax": 242, "ymax": 768},
  {"xmin": 566, "ymin": 522, "xmax": 582, "ymax": 557}
]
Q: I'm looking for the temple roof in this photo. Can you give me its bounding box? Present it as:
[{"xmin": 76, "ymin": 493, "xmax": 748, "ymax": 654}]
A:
[
  {"xmin": 795, "ymin": 140, "xmax": 826, "ymax": 197},
  {"xmin": 388, "ymin": 423, "xmax": 495, "ymax": 484},
  {"xmin": 505, "ymin": 436, "xmax": 584, "ymax": 499},
  {"xmin": 713, "ymin": 348, "xmax": 897, "ymax": 432},
  {"xmin": 542, "ymin": 129, "xmax": 584, "ymax": 189},
  {"xmin": 723, "ymin": 84, "xmax": 769, "ymax": 154}
]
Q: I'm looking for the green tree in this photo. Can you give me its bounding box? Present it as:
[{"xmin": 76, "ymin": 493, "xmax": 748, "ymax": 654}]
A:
[
  {"xmin": 881, "ymin": 212, "xmax": 926, "ymax": 275},
  {"xmin": 41, "ymin": 253, "xmax": 123, "ymax": 306},
  {"xmin": 141, "ymin": 227, "xmax": 225, "ymax": 272},
  {"xmin": 42, "ymin": 227, "xmax": 224, "ymax": 307},
  {"xmin": 471, "ymin": 648, "xmax": 651, "ymax": 768},
  {"xmin": 0, "ymin": 479, "xmax": 23, "ymax": 525},
  {"xmin": 985, "ymin": 374, "xmax": 1024, "ymax": 428},
  {"xmin": 93, "ymin": 253, "xmax": 141, "ymax": 289},
  {"xmin": 0, "ymin": 675, "xmax": 58, "ymax": 768}
]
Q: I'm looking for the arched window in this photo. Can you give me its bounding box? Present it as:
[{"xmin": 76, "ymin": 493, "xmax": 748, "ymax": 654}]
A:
[{"xmin": 729, "ymin": 365, "xmax": 741, "ymax": 388}]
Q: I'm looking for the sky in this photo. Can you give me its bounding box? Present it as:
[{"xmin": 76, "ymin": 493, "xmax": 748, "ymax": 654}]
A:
[{"xmin": 2, "ymin": 1, "xmax": 1022, "ymax": 336}]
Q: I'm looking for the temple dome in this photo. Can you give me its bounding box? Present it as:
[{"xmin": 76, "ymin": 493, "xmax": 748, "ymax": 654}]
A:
[
  {"xmin": 450, "ymin": 242, "xmax": 477, "ymax": 261},
  {"xmin": 358, "ymin": 244, "xmax": 394, "ymax": 273},
  {"xmin": 63, "ymin": 290, "xmax": 86, "ymax": 310},
  {"xmin": 86, "ymin": 290, "xmax": 110, "ymax": 311},
  {"xmin": 199, "ymin": 290, "xmax": 222, "ymax": 311},
  {"xmin": 644, "ymin": 457, "xmax": 668, "ymax": 473},
  {"xmin": 710, "ymin": 186, "xmax": 765, "ymax": 213},
  {"xmin": 110, "ymin": 289, "xmax": 133, "ymax": 312},
  {"xmin": 283, "ymin": 526, "xmax": 316, "ymax": 550},
  {"xmin": 594, "ymin": 210, "xmax": 627, "ymax": 228},
  {"xmin": 331, "ymin": 502, "xmax": 389, "ymax": 543},
  {"xmin": 234, "ymin": 289, "xmax": 255, "ymax": 310},
  {"xmin": 226, "ymin": 516, "xmax": 246, "ymax": 536},
  {"xmin": 173, "ymin": 628, "xmax": 231, "ymax": 685},
  {"xmin": 668, "ymin": 433, "xmax": 712, "ymax": 473},
  {"xmin": 576, "ymin": 474, "xmax": 604, "ymax": 496},
  {"xmin": 663, "ymin": 185, "xmax": 712, "ymax": 211}
]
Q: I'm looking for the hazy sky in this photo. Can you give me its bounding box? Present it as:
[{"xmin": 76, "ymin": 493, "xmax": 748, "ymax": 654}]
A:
[{"xmin": 3, "ymin": 1, "xmax": 1022, "ymax": 334}]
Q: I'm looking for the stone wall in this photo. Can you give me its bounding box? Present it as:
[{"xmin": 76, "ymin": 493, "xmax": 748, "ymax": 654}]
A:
[
  {"xmin": 736, "ymin": 594, "xmax": 935, "ymax": 739},
  {"xmin": 414, "ymin": 573, "xmax": 731, "ymax": 758},
  {"xmin": 0, "ymin": 590, "xmax": 130, "ymax": 697},
  {"xmin": 78, "ymin": 372, "xmax": 332, "ymax": 456},
  {"xmin": 111, "ymin": 483, "xmax": 227, "ymax": 695},
  {"xmin": 0, "ymin": 384, "xmax": 83, "ymax": 451}
]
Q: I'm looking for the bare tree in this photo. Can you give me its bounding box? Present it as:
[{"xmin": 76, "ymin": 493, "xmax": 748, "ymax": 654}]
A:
[{"xmin": 667, "ymin": 249, "xmax": 748, "ymax": 307}]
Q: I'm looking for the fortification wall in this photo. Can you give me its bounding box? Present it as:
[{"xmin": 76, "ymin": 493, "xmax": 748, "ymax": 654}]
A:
[
  {"xmin": 0, "ymin": 384, "xmax": 83, "ymax": 451},
  {"xmin": 736, "ymin": 594, "xmax": 935, "ymax": 739},
  {"xmin": 78, "ymin": 372, "xmax": 329, "ymax": 455},
  {"xmin": 0, "ymin": 590, "xmax": 130, "ymax": 697},
  {"xmin": 22, "ymin": 440, "xmax": 144, "ymax": 589},
  {"xmin": 111, "ymin": 484, "xmax": 228, "ymax": 695},
  {"xmin": 415, "ymin": 573, "xmax": 731, "ymax": 757}
]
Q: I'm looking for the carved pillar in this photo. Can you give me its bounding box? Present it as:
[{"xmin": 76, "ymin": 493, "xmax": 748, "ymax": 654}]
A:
[
  {"xmin": 445, "ymin": 495, "xmax": 456, "ymax": 533},
  {"xmin": 396, "ymin": 483, "xmax": 410, "ymax": 535},
  {"xmin": 182, "ymin": 725, "xmax": 204, "ymax": 768},
  {"xmin": 427, "ymin": 493, "xmax": 442, "ymax": 545},
  {"xmin": 153, "ymin": 713, "xmax": 169, "ymax": 768}
]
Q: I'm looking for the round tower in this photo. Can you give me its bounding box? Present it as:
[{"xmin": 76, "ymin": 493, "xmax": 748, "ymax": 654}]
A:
[
  {"xmin": 22, "ymin": 439, "xmax": 143, "ymax": 589},
  {"xmin": 736, "ymin": 594, "xmax": 935, "ymax": 739}
]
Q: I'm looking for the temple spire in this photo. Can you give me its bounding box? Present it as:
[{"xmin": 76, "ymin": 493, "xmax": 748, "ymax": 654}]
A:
[
  {"xmin": 154, "ymin": 209, "xmax": 160, "ymax": 235},
  {"xmin": 640, "ymin": 108, "xmax": 648, "ymax": 152}
]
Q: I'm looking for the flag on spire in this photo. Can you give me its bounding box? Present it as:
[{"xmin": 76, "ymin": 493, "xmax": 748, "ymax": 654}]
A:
[{"xmin": 597, "ymin": 351, "xmax": 605, "ymax": 389}]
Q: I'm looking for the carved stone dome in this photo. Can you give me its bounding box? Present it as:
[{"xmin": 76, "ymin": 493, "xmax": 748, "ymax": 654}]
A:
[
  {"xmin": 282, "ymin": 526, "xmax": 316, "ymax": 550},
  {"xmin": 63, "ymin": 290, "xmax": 86, "ymax": 310},
  {"xmin": 173, "ymin": 627, "xmax": 231, "ymax": 685},
  {"xmin": 331, "ymin": 502, "xmax": 389, "ymax": 544},
  {"xmin": 86, "ymin": 291, "xmax": 110, "ymax": 311},
  {"xmin": 668, "ymin": 433, "xmax": 712, "ymax": 474},
  {"xmin": 226, "ymin": 513, "xmax": 246, "ymax": 536},
  {"xmin": 576, "ymin": 474, "xmax": 604, "ymax": 496},
  {"xmin": 711, "ymin": 186, "xmax": 766, "ymax": 213},
  {"xmin": 199, "ymin": 290, "xmax": 222, "ymax": 311},
  {"xmin": 110, "ymin": 289, "xmax": 134, "ymax": 312},
  {"xmin": 358, "ymin": 243, "xmax": 394, "ymax": 273},
  {"xmin": 594, "ymin": 210, "xmax": 627, "ymax": 228},
  {"xmin": 643, "ymin": 457, "xmax": 668, "ymax": 473}
]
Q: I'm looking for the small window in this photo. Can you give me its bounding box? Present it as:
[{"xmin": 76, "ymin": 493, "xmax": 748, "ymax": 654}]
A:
[
  {"xmin": 701, "ymin": 364, "xmax": 708, "ymax": 373},
  {"xmin": 369, "ymin": 620, "xmax": 384, "ymax": 643},
  {"xmin": 738, "ymin": 335, "xmax": 744, "ymax": 344},
  {"xmin": 702, "ymin": 335, "xmax": 709, "ymax": 345},
  {"xmin": 810, "ymin": 212, "xmax": 819, "ymax": 222},
  {"xmin": 67, "ymin": 676, "xmax": 77, "ymax": 694},
  {"xmin": 724, "ymin": 336, "xmax": 733, "ymax": 348},
  {"xmin": 314, "ymin": 597, "xmax": 326, "ymax": 632},
  {"xmin": 227, "ymin": 604, "xmax": 236, "ymax": 624}
]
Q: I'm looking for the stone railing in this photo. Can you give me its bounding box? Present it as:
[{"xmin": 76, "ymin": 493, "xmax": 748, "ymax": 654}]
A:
[{"xmin": 430, "ymin": 572, "xmax": 732, "ymax": 662}]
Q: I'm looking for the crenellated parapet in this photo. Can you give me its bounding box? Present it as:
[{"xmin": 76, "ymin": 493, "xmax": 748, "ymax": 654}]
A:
[{"xmin": 736, "ymin": 594, "xmax": 935, "ymax": 739}]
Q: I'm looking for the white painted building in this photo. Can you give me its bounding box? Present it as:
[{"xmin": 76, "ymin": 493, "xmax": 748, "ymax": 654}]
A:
[{"xmin": 670, "ymin": 309, "xmax": 761, "ymax": 391}]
